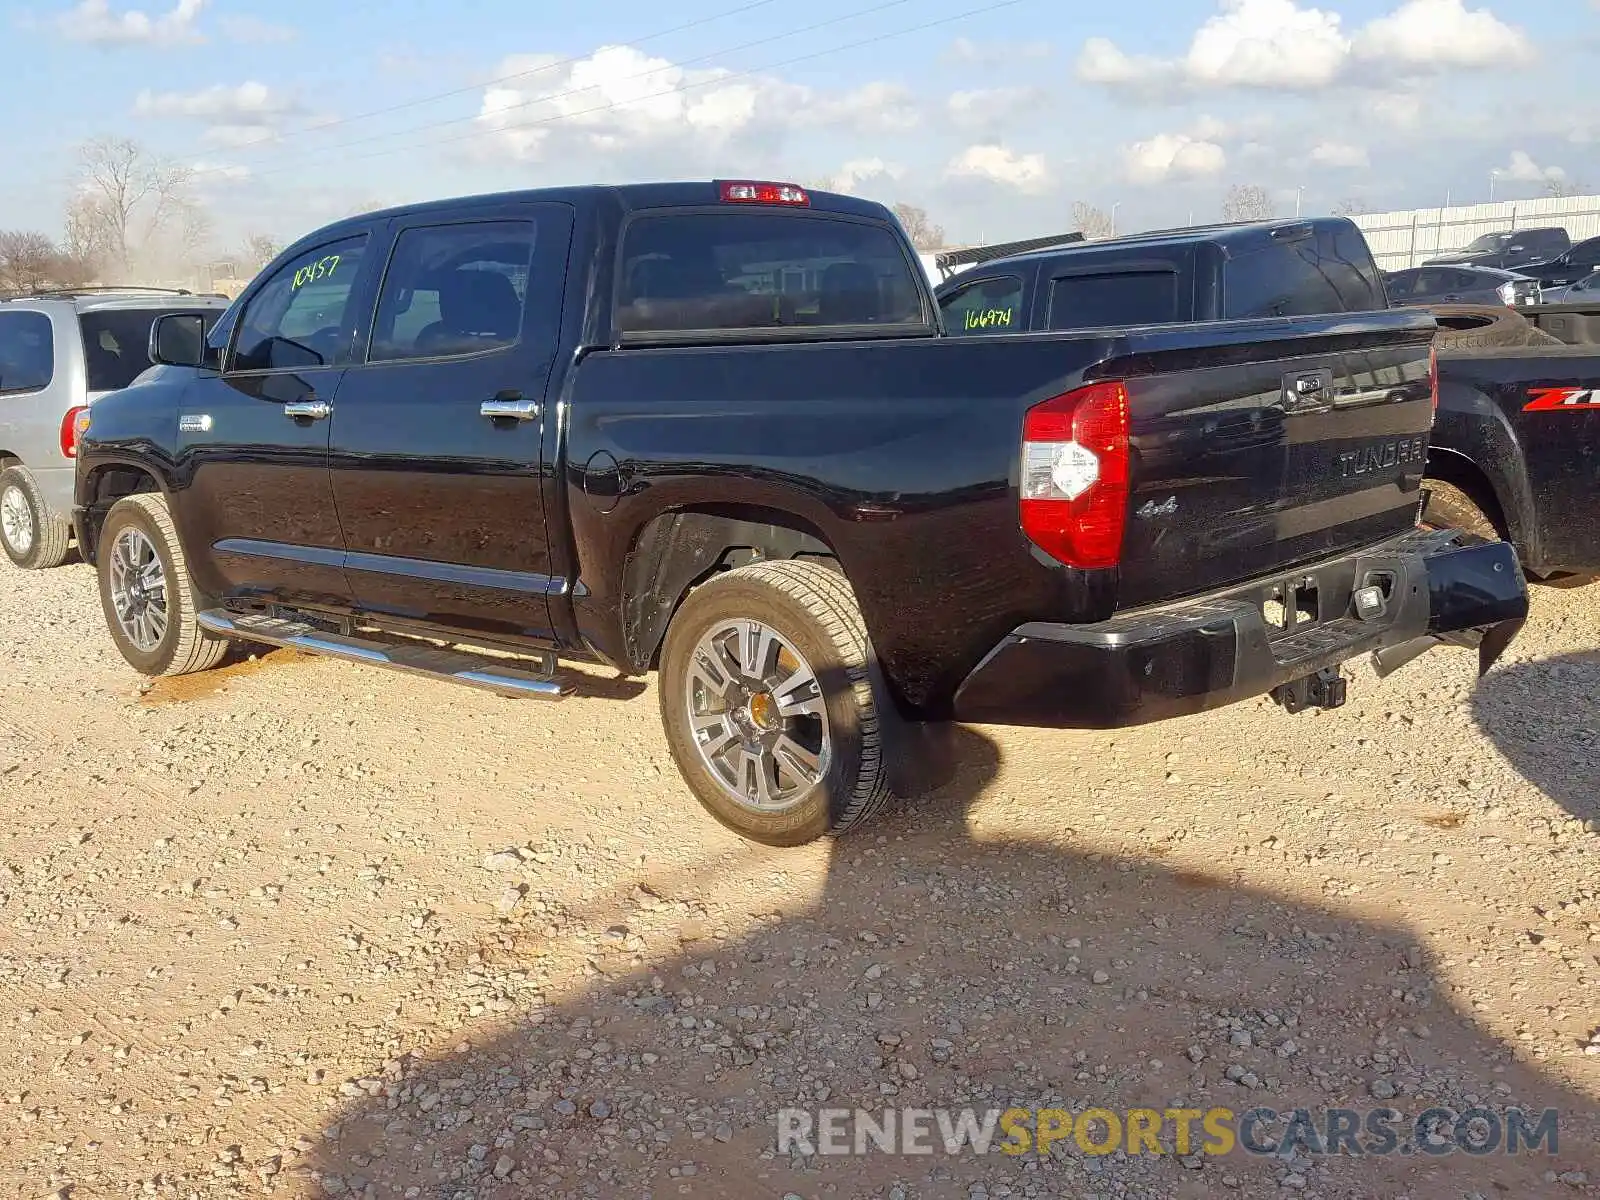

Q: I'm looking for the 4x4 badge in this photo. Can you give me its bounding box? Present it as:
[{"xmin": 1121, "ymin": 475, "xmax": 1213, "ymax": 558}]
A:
[{"xmin": 179, "ymin": 414, "xmax": 213, "ymax": 432}]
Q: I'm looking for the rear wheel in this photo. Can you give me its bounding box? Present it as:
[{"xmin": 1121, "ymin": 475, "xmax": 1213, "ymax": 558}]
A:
[
  {"xmin": 658, "ymin": 559, "xmax": 891, "ymax": 846},
  {"xmin": 96, "ymin": 492, "xmax": 229, "ymax": 677},
  {"xmin": 0, "ymin": 466, "xmax": 72, "ymax": 570},
  {"xmin": 1421, "ymin": 478, "xmax": 1502, "ymax": 541}
]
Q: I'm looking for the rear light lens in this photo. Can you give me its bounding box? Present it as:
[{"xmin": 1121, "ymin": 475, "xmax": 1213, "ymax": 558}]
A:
[
  {"xmin": 1019, "ymin": 381, "xmax": 1131, "ymax": 569},
  {"xmin": 61, "ymin": 405, "xmax": 90, "ymax": 458},
  {"xmin": 719, "ymin": 180, "xmax": 809, "ymax": 206}
]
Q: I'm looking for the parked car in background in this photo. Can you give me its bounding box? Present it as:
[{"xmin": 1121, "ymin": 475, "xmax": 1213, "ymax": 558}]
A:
[
  {"xmin": 1425, "ymin": 297, "xmax": 1600, "ymax": 577},
  {"xmin": 1425, "ymin": 227, "xmax": 1571, "ymax": 271},
  {"xmin": 1520, "ymin": 235, "xmax": 1600, "ymax": 290},
  {"xmin": 0, "ymin": 288, "xmax": 227, "ymax": 569},
  {"xmin": 1384, "ymin": 265, "xmax": 1539, "ymax": 308},
  {"xmin": 1536, "ymin": 269, "xmax": 1600, "ymax": 305},
  {"xmin": 934, "ymin": 216, "xmax": 1390, "ymax": 332},
  {"xmin": 72, "ymin": 184, "xmax": 1526, "ymax": 846}
]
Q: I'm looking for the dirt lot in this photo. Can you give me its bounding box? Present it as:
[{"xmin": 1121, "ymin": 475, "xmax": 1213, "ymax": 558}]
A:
[{"xmin": 1, "ymin": 558, "xmax": 1596, "ymax": 1199}]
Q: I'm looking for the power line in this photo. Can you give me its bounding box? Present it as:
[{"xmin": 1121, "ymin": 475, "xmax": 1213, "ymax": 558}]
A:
[
  {"xmin": 186, "ymin": 0, "xmax": 784, "ymax": 161},
  {"xmin": 196, "ymin": 0, "xmax": 918, "ymax": 179},
  {"xmin": 214, "ymin": 0, "xmax": 1029, "ymax": 185}
]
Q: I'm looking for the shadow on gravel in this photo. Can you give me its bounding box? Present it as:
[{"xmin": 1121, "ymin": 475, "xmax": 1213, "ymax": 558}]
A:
[
  {"xmin": 304, "ymin": 724, "xmax": 1596, "ymax": 1199},
  {"xmin": 1471, "ymin": 650, "xmax": 1600, "ymax": 826}
]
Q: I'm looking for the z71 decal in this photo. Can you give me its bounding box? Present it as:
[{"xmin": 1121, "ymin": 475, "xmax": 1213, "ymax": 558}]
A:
[{"xmin": 1524, "ymin": 387, "xmax": 1600, "ymax": 411}]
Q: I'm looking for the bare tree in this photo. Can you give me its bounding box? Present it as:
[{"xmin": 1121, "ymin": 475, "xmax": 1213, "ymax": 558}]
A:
[
  {"xmin": 1544, "ymin": 177, "xmax": 1589, "ymax": 199},
  {"xmin": 0, "ymin": 231, "xmax": 61, "ymax": 292},
  {"xmin": 1071, "ymin": 202, "xmax": 1115, "ymax": 240},
  {"xmin": 1222, "ymin": 184, "xmax": 1275, "ymax": 222},
  {"xmin": 892, "ymin": 203, "xmax": 945, "ymax": 252},
  {"xmin": 70, "ymin": 136, "xmax": 200, "ymax": 278},
  {"xmin": 1333, "ymin": 198, "xmax": 1368, "ymax": 217},
  {"xmin": 242, "ymin": 233, "xmax": 283, "ymax": 271}
]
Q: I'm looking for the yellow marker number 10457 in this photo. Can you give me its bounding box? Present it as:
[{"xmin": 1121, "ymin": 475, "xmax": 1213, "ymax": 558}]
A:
[{"xmin": 292, "ymin": 255, "xmax": 341, "ymax": 290}]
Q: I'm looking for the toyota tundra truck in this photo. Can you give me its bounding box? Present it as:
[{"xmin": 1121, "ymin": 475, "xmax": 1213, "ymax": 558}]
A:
[{"xmin": 72, "ymin": 182, "xmax": 1528, "ymax": 846}]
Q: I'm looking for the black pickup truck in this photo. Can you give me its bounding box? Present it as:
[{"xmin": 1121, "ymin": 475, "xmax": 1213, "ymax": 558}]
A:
[
  {"xmin": 72, "ymin": 185, "xmax": 1527, "ymax": 846},
  {"xmin": 1424, "ymin": 301, "xmax": 1600, "ymax": 576}
]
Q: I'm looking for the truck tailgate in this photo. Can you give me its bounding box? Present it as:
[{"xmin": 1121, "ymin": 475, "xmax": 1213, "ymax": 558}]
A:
[{"xmin": 1111, "ymin": 310, "xmax": 1437, "ymax": 609}]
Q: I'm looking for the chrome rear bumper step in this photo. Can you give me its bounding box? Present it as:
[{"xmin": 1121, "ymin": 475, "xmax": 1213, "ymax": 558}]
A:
[{"xmin": 197, "ymin": 610, "xmax": 570, "ymax": 700}]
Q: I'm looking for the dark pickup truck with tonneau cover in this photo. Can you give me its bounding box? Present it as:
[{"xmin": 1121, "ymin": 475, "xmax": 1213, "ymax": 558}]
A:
[
  {"xmin": 1423, "ymin": 300, "xmax": 1600, "ymax": 577},
  {"xmin": 72, "ymin": 186, "xmax": 1527, "ymax": 846}
]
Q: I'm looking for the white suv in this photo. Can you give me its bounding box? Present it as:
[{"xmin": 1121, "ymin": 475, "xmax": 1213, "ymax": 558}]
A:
[{"xmin": 0, "ymin": 288, "xmax": 227, "ymax": 568}]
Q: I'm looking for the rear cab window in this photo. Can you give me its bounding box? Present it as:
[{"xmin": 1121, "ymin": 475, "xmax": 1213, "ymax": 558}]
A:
[
  {"xmin": 1223, "ymin": 223, "xmax": 1384, "ymax": 318},
  {"xmin": 615, "ymin": 211, "xmax": 929, "ymax": 339},
  {"xmin": 939, "ymin": 275, "xmax": 1024, "ymax": 335},
  {"xmin": 79, "ymin": 308, "xmax": 220, "ymax": 392},
  {"xmin": 0, "ymin": 310, "xmax": 54, "ymax": 394}
]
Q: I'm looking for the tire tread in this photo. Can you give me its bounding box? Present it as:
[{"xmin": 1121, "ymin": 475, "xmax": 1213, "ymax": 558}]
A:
[{"xmin": 104, "ymin": 492, "xmax": 228, "ymax": 676}]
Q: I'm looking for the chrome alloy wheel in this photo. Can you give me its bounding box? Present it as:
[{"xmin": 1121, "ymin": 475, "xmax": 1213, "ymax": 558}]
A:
[
  {"xmin": 684, "ymin": 618, "xmax": 831, "ymax": 813},
  {"xmin": 108, "ymin": 527, "xmax": 169, "ymax": 652},
  {"xmin": 0, "ymin": 486, "xmax": 31, "ymax": 555}
]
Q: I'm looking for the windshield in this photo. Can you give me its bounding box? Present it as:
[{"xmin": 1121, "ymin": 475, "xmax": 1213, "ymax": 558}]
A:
[{"xmin": 1463, "ymin": 233, "xmax": 1514, "ymax": 253}]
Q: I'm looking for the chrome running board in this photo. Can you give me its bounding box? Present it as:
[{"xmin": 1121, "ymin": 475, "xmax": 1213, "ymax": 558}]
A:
[{"xmin": 197, "ymin": 610, "xmax": 570, "ymax": 700}]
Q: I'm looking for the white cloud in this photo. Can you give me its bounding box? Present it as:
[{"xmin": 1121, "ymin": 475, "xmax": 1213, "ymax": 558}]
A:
[
  {"xmin": 1122, "ymin": 133, "xmax": 1227, "ymax": 184},
  {"xmin": 133, "ymin": 81, "xmax": 301, "ymax": 125},
  {"xmin": 1077, "ymin": 0, "xmax": 1528, "ymax": 97},
  {"xmin": 944, "ymin": 144, "xmax": 1051, "ymax": 193},
  {"xmin": 473, "ymin": 45, "xmax": 916, "ymax": 164},
  {"xmin": 1497, "ymin": 150, "xmax": 1566, "ymax": 185},
  {"xmin": 1309, "ymin": 140, "xmax": 1369, "ymax": 168},
  {"xmin": 1352, "ymin": 0, "xmax": 1532, "ymax": 68},
  {"xmin": 217, "ymin": 14, "xmax": 295, "ymax": 43},
  {"xmin": 945, "ymin": 87, "xmax": 1046, "ymax": 133},
  {"xmin": 57, "ymin": 0, "xmax": 205, "ymax": 45},
  {"xmin": 819, "ymin": 158, "xmax": 904, "ymax": 195},
  {"xmin": 189, "ymin": 160, "xmax": 252, "ymax": 183}
]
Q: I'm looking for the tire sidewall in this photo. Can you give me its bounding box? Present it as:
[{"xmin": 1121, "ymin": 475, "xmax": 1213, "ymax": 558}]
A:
[
  {"xmin": 97, "ymin": 499, "xmax": 186, "ymax": 675},
  {"xmin": 659, "ymin": 575, "xmax": 869, "ymax": 847},
  {"xmin": 0, "ymin": 469, "xmax": 41, "ymax": 568}
]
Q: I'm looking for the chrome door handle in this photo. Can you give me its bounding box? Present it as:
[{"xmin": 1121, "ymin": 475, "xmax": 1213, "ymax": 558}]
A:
[
  {"xmin": 284, "ymin": 400, "xmax": 331, "ymax": 420},
  {"xmin": 480, "ymin": 398, "xmax": 540, "ymax": 421}
]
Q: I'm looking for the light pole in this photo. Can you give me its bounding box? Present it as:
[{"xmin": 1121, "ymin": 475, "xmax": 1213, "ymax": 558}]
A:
[
  {"xmin": 1295, "ymin": 186, "xmax": 1304, "ymax": 218},
  {"xmin": 1489, "ymin": 170, "xmax": 1500, "ymax": 202},
  {"xmin": 1111, "ymin": 202, "xmax": 1120, "ymax": 236}
]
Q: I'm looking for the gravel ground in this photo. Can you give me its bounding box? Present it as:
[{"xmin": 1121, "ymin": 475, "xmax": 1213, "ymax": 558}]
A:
[{"xmin": 1, "ymin": 558, "xmax": 1596, "ymax": 1199}]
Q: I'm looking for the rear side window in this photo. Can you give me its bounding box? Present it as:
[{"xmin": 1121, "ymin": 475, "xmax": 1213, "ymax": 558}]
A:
[
  {"xmin": 939, "ymin": 276, "xmax": 1023, "ymax": 335},
  {"xmin": 616, "ymin": 212, "xmax": 926, "ymax": 336},
  {"xmin": 371, "ymin": 221, "xmax": 536, "ymax": 362},
  {"xmin": 78, "ymin": 309, "xmax": 217, "ymax": 392},
  {"xmin": 0, "ymin": 311, "xmax": 54, "ymax": 395},
  {"xmin": 1570, "ymin": 238, "xmax": 1600, "ymax": 268},
  {"xmin": 1224, "ymin": 225, "xmax": 1382, "ymax": 319},
  {"xmin": 1048, "ymin": 271, "xmax": 1178, "ymax": 330}
]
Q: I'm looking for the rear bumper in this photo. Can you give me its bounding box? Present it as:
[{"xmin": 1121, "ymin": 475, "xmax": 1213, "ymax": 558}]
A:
[{"xmin": 951, "ymin": 529, "xmax": 1528, "ymax": 729}]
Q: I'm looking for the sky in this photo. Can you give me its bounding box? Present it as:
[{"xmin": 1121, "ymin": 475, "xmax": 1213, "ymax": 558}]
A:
[{"xmin": 0, "ymin": 0, "xmax": 1596, "ymax": 252}]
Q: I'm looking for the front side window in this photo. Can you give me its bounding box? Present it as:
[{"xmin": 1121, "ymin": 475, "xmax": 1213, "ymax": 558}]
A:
[
  {"xmin": 232, "ymin": 236, "xmax": 368, "ymax": 372},
  {"xmin": 939, "ymin": 276, "xmax": 1024, "ymax": 335},
  {"xmin": 616, "ymin": 212, "xmax": 926, "ymax": 335},
  {"xmin": 0, "ymin": 311, "xmax": 54, "ymax": 395},
  {"xmin": 370, "ymin": 221, "xmax": 536, "ymax": 362}
]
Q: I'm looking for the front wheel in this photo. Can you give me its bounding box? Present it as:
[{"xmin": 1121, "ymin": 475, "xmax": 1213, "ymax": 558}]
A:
[
  {"xmin": 658, "ymin": 559, "xmax": 892, "ymax": 847},
  {"xmin": 96, "ymin": 492, "xmax": 229, "ymax": 677}
]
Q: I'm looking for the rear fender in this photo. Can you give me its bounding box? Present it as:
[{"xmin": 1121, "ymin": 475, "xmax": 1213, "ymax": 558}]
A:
[{"xmin": 1430, "ymin": 378, "xmax": 1542, "ymax": 569}]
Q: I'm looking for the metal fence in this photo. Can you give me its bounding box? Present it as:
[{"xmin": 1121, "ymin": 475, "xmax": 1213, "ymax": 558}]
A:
[{"xmin": 1351, "ymin": 196, "xmax": 1600, "ymax": 271}]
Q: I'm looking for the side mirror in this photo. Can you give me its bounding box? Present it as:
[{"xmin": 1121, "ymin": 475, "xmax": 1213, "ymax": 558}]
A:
[{"xmin": 148, "ymin": 313, "xmax": 212, "ymax": 368}]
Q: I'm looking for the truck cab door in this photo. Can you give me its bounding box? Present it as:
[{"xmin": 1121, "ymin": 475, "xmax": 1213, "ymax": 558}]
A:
[
  {"xmin": 175, "ymin": 231, "xmax": 379, "ymax": 609},
  {"xmin": 327, "ymin": 204, "xmax": 575, "ymax": 647}
]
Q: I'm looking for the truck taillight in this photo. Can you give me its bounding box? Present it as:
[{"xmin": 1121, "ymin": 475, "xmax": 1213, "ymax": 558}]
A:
[
  {"xmin": 719, "ymin": 180, "xmax": 809, "ymax": 206},
  {"xmin": 61, "ymin": 406, "xmax": 90, "ymax": 458},
  {"xmin": 1019, "ymin": 381, "xmax": 1131, "ymax": 569}
]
